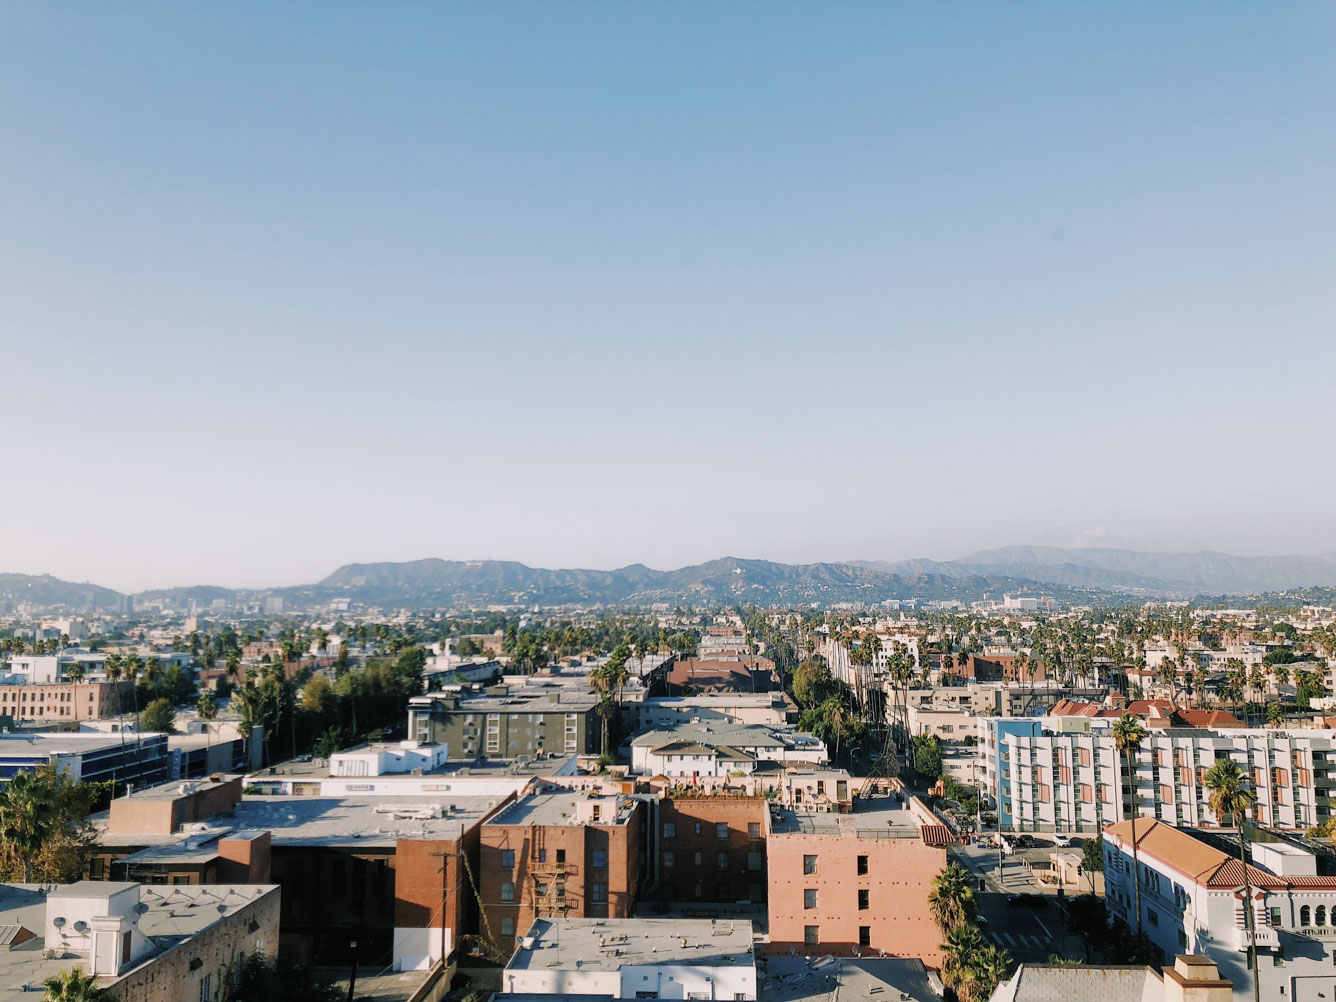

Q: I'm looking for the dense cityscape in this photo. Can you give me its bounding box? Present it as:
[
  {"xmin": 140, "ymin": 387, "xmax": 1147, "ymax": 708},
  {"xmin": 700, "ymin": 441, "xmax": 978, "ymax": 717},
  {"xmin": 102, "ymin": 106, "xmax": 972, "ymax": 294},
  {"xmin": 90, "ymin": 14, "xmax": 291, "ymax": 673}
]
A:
[{"xmin": 0, "ymin": 576, "xmax": 1334, "ymax": 1001}]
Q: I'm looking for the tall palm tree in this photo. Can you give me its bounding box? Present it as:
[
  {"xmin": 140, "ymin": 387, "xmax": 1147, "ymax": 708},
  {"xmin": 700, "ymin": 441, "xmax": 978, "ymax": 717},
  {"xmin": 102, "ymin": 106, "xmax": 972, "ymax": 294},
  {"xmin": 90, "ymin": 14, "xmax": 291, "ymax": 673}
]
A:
[
  {"xmin": 42, "ymin": 967, "xmax": 114, "ymax": 1002},
  {"xmin": 962, "ymin": 943, "xmax": 1013, "ymax": 1002},
  {"xmin": 928, "ymin": 861, "xmax": 977, "ymax": 932},
  {"xmin": 1205, "ymin": 758, "xmax": 1260, "ymax": 1002},
  {"xmin": 1111, "ymin": 712, "xmax": 1147, "ymax": 934}
]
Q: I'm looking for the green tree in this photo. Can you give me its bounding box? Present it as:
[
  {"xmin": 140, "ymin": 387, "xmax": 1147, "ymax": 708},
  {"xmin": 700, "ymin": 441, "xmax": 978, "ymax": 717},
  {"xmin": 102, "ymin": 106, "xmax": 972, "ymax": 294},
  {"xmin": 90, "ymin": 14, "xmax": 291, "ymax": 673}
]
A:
[
  {"xmin": 140, "ymin": 698, "xmax": 176, "ymax": 734},
  {"xmin": 1266, "ymin": 702, "xmax": 1285, "ymax": 728},
  {"xmin": 940, "ymin": 923, "xmax": 985, "ymax": 995},
  {"xmin": 0, "ymin": 772, "xmax": 54, "ymax": 882},
  {"xmin": 928, "ymin": 861, "xmax": 977, "ymax": 931},
  {"xmin": 1081, "ymin": 836, "xmax": 1104, "ymax": 892},
  {"xmin": 1111, "ymin": 712, "xmax": 1147, "ymax": 935},
  {"xmin": 42, "ymin": 967, "xmax": 114, "ymax": 1002},
  {"xmin": 1204, "ymin": 758, "xmax": 1260, "ymax": 1002},
  {"xmin": 792, "ymin": 660, "xmax": 834, "ymax": 708}
]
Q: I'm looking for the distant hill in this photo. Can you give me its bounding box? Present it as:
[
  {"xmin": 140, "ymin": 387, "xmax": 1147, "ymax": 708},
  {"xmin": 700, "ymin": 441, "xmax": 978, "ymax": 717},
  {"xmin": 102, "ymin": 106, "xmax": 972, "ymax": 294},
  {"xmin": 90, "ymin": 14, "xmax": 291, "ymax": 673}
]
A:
[
  {"xmin": 0, "ymin": 573, "xmax": 122, "ymax": 612},
  {"xmin": 310, "ymin": 556, "xmax": 1098, "ymax": 609}
]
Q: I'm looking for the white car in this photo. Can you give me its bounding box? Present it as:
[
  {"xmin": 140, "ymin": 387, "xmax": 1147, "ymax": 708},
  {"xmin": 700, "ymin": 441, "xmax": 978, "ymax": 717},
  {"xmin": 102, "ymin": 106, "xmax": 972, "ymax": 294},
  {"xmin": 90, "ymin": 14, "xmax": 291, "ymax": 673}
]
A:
[{"xmin": 1053, "ymin": 834, "xmax": 1073, "ymax": 848}]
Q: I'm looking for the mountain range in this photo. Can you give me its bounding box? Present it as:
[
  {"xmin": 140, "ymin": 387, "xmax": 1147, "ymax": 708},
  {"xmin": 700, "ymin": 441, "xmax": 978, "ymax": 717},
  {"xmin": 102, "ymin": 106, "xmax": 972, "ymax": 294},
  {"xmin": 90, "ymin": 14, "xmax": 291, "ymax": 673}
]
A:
[{"xmin": 6, "ymin": 547, "xmax": 1336, "ymax": 612}]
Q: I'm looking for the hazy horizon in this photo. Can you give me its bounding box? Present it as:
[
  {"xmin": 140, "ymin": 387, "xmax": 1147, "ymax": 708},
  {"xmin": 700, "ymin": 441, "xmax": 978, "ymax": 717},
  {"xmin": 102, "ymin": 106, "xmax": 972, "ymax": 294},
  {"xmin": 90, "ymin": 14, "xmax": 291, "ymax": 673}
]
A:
[{"xmin": 3, "ymin": 4, "xmax": 1334, "ymax": 592}]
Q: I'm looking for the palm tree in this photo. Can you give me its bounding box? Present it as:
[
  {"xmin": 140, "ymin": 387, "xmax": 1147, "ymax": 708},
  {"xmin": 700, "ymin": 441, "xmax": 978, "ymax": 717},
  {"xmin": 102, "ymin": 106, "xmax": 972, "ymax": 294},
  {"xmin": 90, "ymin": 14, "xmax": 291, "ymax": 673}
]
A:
[
  {"xmin": 1111, "ymin": 712, "xmax": 1147, "ymax": 934},
  {"xmin": 962, "ymin": 943, "xmax": 1012, "ymax": 1002},
  {"xmin": 1204, "ymin": 758, "xmax": 1260, "ymax": 1002},
  {"xmin": 42, "ymin": 967, "xmax": 114, "ymax": 1002},
  {"xmin": 0, "ymin": 772, "xmax": 56, "ymax": 882},
  {"xmin": 928, "ymin": 861, "xmax": 977, "ymax": 932},
  {"xmin": 941, "ymin": 923, "xmax": 985, "ymax": 994}
]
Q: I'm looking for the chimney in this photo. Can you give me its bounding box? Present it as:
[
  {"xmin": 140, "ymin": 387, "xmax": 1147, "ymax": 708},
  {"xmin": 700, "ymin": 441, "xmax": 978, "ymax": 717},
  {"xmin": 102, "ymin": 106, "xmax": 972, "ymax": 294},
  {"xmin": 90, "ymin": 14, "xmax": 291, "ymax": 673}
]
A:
[{"xmin": 1161, "ymin": 955, "xmax": 1233, "ymax": 1002}]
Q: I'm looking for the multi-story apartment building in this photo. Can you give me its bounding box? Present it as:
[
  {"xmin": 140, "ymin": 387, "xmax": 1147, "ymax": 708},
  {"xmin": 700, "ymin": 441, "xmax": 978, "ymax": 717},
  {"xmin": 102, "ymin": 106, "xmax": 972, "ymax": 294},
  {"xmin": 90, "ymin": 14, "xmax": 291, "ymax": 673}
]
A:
[
  {"xmin": 766, "ymin": 795, "xmax": 948, "ymax": 964},
  {"xmin": 0, "ymin": 680, "xmax": 134, "ymax": 721},
  {"xmin": 1104, "ymin": 819, "xmax": 1336, "ymax": 1002},
  {"xmin": 984, "ymin": 720, "xmax": 1336, "ymax": 833},
  {"xmin": 478, "ymin": 790, "xmax": 643, "ymax": 954},
  {"xmin": 407, "ymin": 686, "xmax": 599, "ymax": 760},
  {"xmin": 656, "ymin": 794, "xmax": 770, "ymax": 905},
  {"xmin": 629, "ymin": 720, "xmax": 827, "ymax": 777},
  {"xmin": 0, "ymin": 731, "xmax": 169, "ymax": 786}
]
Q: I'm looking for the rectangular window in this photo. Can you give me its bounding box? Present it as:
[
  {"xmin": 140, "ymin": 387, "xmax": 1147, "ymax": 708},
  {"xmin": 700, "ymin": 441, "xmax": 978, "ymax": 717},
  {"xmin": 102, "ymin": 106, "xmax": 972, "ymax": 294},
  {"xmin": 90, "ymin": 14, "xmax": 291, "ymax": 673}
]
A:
[
  {"xmin": 716, "ymin": 881, "xmax": 730, "ymax": 899},
  {"xmin": 804, "ymin": 855, "xmax": 817, "ymax": 875},
  {"xmin": 501, "ymin": 882, "xmax": 514, "ymax": 902},
  {"xmin": 717, "ymin": 822, "xmax": 729, "ymax": 840},
  {"xmin": 501, "ymin": 849, "xmax": 515, "ymax": 869},
  {"xmin": 804, "ymin": 888, "xmax": 818, "ymax": 909},
  {"xmin": 592, "ymin": 883, "xmax": 607, "ymax": 903},
  {"xmin": 747, "ymin": 851, "xmax": 763, "ymax": 871},
  {"xmin": 859, "ymin": 925, "xmax": 871, "ymax": 947},
  {"xmin": 858, "ymin": 889, "xmax": 869, "ymax": 910},
  {"xmin": 717, "ymin": 852, "xmax": 729, "ymax": 870},
  {"xmin": 748, "ymin": 822, "xmax": 761, "ymax": 839},
  {"xmin": 663, "ymin": 822, "xmax": 676, "ymax": 839},
  {"xmin": 694, "ymin": 851, "xmax": 703, "ymax": 866},
  {"xmin": 538, "ymin": 849, "xmax": 547, "ymax": 863},
  {"xmin": 592, "ymin": 850, "xmax": 607, "ymax": 869},
  {"xmin": 556, "ymin": 849, "xmax": 566, "ymax": 864},
  {"xmin": 695, "ymin": 822, "xmax": 702, "ymax": 835},
  {"xmin": 804, "ymin": 925, "xmax": 819, "ymax": 945},
  {"xmin": 501, "ymin": 917, "xmax": 515, "ymax": 937},
  {"xmin": 856, "ymin": 855, "xmax": 868, "ymax": 876},
  {"xmin": 663, "ymin": 851, "xmax": 676, "ymax": 869}
]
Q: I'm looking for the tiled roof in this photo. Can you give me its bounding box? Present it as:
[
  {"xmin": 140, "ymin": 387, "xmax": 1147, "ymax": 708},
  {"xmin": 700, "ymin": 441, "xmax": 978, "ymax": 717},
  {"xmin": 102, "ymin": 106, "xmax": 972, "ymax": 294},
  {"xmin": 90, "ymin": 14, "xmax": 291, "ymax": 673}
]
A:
[{"xmin": 1104, "ymin": 819, "xmax": 1336, "ymax": 891}]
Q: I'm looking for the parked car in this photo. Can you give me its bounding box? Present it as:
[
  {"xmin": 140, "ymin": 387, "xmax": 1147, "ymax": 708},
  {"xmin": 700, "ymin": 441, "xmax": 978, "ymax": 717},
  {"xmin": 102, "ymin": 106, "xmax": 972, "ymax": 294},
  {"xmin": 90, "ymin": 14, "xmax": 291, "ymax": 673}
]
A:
[
  {"xmin": 1015, "ymin": 834, "xmax": 1035, "ymax": 848},
  {"xmin": 1053, "ymin": 833, "xmax": 1073, "ymax": 848}
]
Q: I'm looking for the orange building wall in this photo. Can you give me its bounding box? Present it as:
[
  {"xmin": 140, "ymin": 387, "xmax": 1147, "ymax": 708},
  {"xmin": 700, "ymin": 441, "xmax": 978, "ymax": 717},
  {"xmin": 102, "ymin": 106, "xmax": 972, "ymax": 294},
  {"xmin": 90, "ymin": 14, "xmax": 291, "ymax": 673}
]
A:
[
  {"xmin": 657, "ymin": 797, "xmax": 768, "ymax": 904},
  {"xmin": 766, "ymin": 832, "xmax": 945, "ymax": 967}
]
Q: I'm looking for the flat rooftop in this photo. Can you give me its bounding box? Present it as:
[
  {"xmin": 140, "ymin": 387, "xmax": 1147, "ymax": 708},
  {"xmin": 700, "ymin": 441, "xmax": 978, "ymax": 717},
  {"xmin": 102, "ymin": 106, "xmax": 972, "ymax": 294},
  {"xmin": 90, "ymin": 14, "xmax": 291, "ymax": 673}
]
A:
[
  {"xmin": 768, "ymin": 799, "xmax": 923, "ymax": 839},
  {"xmin": 486, "ymin": 791, "xmax": 636, "ymax": 828},
  {"xmin": 505, "ymin": 917, "xmax": 754, "ymax": 973},
  {"xmin": 0, "ymin": 732, "xmax": 166, "ymax": 756},
  {"xmin": 760, "ymin": 956, "xmax": 938, "ymax": 1002},
  {"xmin": 100, "ymin": 795, "xmax": 505, "ymax": 850},
  {"xmin": 249, "ymin": 753, "xmax": 576, "ymax": 780},
  {"xmin": 0, "ymin": 882, "xmax": 275, "ymax": 1001},
  {"xmin": 114, "ymin": 775, "xmax": 238, "ymax": 801}
]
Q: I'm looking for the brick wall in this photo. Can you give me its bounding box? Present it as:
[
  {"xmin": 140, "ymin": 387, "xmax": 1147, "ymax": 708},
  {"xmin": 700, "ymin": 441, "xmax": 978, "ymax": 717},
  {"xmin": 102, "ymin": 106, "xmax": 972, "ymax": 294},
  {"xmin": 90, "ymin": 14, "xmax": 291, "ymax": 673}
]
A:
[
  {"xmin": 110, "ymin": 886, "xmax": 279, "ymax": 1002},
  {"xmin": 657, "ymin": 797, "xmax": 768, "ymax": 905}
]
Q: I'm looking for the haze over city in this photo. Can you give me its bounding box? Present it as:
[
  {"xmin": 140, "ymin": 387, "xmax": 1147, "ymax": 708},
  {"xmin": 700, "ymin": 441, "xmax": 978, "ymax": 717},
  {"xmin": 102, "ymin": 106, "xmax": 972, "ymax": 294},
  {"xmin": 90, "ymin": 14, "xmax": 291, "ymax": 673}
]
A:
[{"xmin": 3, "ymin": 3, "xmax": 1335, "ymax": 591}]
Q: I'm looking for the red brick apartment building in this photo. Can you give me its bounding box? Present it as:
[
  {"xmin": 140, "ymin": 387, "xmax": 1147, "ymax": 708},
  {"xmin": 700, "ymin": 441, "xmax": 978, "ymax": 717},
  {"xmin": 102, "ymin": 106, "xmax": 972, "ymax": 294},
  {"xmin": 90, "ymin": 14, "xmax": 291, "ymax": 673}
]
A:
[
  {"xmin": 479, "ymin": 790, "xmax": 643, "ymax": 955},
  {"xmin": 767, "ymin": 795, "xmax": 947, "ymax": 965},
  {"xmin": 656, "ymin": 793, "xmax": 769, "ymax": 905}
]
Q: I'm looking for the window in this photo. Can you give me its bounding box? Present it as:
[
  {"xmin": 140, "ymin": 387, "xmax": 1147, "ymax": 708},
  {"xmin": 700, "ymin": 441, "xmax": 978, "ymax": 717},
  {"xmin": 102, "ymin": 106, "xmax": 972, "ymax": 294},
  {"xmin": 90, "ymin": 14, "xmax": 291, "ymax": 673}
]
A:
[
  {"xmin": 1271, "ymin": 908, "xmax": 1282, "ymax": 928},
  {"xmin": 695, "ymin": 822, "xmax": 702, "ymax": 835},
  {"xmin": 199, "ymin": 974, "xmax": 213, "ymax": 1002},
  {"xmin": 859, "ymin": 925, "xmax": 871, "ymax": 947},
  {"xmin": 804, "ymin": 925, "xmax": 819, "ymax": 946},
  {"xmin": 747, "ymin": 851, "xmax": 763, "ymax": 871},
  {"xmin": 501, "ymin": 917, "xmax": 515, "ymax": 937},
  {"xmin": 592, "ymin": 883, "xmax": 607, "ymax": 903},
  {"xmin": 663, "ymin": 851, "xmax": 676, "ymax": 869},
  {"xmin": 717, "ymin": 852, "xmax": 729, "ymax": 870},
  {"xmin": 663, "ymin": 822, "xmax": 676, "ymax": 839},
  {"xmin": 89, "ymin": 857, "xmax": 105, "ymax": 880},
  {"xmin": 748, "ymin": 822, "xmax": 761, "ymax": 839},
  {"xmin": 717, "ymin": 822, "xmax": 729, "ymax": 840},
  {"xmin": 1301, "ymin": 905, "xmax": 1312, "ymax": 926},
  {"xmin": 501, "ymin": 849, "xmax": 515, "ymax": 869},
  {"xmin": 858, "ymin": 889, "xmax": 869, "ymax": 910},
  {"xmin": 716, "ymin": 881, "xmax": 730, "ymax": 899},
  {"xmin": 556, "ymin": 880, "xmax": 566, "ymax": 900},
  {"xmin": 856, "ymin": 855, "xmax": 868, "ymax": 876},
  {"xmin": 694, "ymin": 882, "xmax": 703, "ymax": 898},
  {"xmin": 556, "ymin": 849, "xmax": 566, "ymax": 864},
  {"xmin": 1147, "ymin": 908, "xmax": 1158, "ymax": 927},
  {"xmin": 501, "ymin": 882, "xmax": 515, "ymax": 902},
  {"xmin": 538, "ymin": 849, "xmax": 547, "ymax": 863},
  {"xmin": 1317, "ymin": 905, "xmax": 1327, "ymax": 926},
  {"xmin": 694, "ymin": 851, "xmax": 703, "ymax": 866},
  {"xmin": 804, "ymin": 888, "xmax": 818, "ymax": 909},
  {"xmin": 804, "ymin": 855, "xmax": 818, "ymax": 875},
  {"xmin": 592, "ymin": 850, "xmax": 607, "ymax": 869}
]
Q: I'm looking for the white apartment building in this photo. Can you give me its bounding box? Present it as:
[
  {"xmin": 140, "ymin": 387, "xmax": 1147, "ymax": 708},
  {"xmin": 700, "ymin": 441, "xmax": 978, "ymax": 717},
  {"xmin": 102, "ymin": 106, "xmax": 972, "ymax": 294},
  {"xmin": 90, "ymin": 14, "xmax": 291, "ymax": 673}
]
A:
[
  {"xmin": 989, "ymin": 721, "xmax": 1336, "ymax": 833},
  {"xmin": 1104, "ymin": 819, "xmax": 1336, "ymax": 1002}
]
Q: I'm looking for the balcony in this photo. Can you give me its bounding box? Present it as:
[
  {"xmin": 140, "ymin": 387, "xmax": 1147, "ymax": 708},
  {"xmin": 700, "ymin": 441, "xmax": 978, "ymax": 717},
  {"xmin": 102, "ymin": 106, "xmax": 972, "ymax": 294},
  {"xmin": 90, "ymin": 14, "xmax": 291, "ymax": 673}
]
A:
[{"xmin": 1233, "ymin": 925, "xmax": 1280, "ymax": 951}]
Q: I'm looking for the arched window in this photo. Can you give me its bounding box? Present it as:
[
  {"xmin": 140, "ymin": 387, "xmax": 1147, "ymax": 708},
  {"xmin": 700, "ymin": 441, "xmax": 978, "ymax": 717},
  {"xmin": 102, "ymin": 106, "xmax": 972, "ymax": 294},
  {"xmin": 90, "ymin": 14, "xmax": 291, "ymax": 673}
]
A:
[
  {"xmin": 1301, "ymin": 905, "xmax": 1311, "ymax": 926},
  {"xmin": 1317, "ymin": 905, "xmax": 1327, "ymax": 927}
]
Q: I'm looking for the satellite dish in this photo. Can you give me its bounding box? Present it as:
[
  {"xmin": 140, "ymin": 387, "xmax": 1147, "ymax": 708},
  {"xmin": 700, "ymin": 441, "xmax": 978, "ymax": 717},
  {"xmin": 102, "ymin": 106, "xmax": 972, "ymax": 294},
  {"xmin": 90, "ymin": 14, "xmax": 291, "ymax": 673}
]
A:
[
  {"xmin": 51, "ymin": 917, "xmax": 65, "ymax": 928},
  {"xmin": 72, "ymin": 921, "xmax": 88, "ymax": 933}
]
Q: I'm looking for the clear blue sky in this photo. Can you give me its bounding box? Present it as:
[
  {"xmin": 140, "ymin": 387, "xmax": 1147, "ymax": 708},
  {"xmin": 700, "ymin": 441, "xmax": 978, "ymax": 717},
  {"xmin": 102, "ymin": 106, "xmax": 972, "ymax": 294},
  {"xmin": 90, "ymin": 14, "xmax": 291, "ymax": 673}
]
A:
[{"xmin": 2, "ymin": 3, "xmax": 1334, "ymax": 591}]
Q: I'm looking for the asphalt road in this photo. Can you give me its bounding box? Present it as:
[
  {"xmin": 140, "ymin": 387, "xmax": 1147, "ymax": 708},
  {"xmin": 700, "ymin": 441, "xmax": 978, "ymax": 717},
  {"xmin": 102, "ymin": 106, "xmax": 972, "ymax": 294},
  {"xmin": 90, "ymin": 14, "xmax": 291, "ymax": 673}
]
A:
[{"xmin": 947, "ymin": 841, "xmax": 1098, "ymax": 962}]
